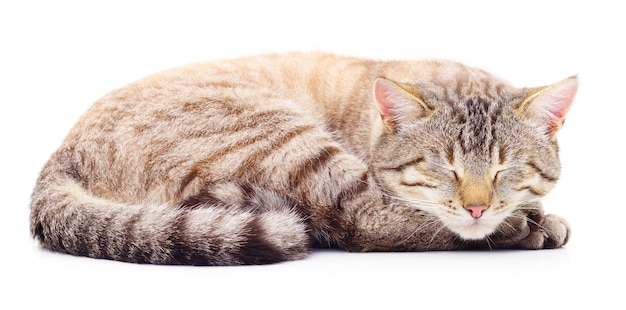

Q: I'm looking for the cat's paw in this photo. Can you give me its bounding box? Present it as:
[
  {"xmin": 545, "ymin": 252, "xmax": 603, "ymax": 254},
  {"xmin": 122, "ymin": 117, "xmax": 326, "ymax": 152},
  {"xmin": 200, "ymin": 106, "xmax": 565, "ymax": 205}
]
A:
[{"xmin": 518, "ymin": 214, "xmax": 570, "ymax": 249}]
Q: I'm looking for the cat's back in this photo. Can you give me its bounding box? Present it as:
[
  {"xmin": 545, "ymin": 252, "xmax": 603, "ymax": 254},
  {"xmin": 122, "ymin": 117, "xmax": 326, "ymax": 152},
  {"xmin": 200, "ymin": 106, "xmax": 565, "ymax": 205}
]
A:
[
  {"xmin": 67, "ymin": 52, "xmax": 378, "ymax": 135},
  {"xmin": 49, "ymin": 52, "xmax": 381, "ymax": 203},
  {"xmin": 97, "ymin": 52, "xmax": 368, "ymax": 104}
]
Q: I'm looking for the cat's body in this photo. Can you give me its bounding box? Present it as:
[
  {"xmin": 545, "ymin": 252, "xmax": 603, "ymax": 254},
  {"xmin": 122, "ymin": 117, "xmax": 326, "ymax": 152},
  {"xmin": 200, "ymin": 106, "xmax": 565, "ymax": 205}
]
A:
[{"xmin": 30, "ymin": 52, "xmax": 576, "ymax": 265}]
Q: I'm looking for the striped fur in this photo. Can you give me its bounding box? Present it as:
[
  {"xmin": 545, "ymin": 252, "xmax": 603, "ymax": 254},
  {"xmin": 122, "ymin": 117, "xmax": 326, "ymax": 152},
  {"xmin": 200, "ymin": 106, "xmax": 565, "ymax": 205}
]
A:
[{"xmin": 30, "ymin": 52, "xmax": 577, "ymax": 265}]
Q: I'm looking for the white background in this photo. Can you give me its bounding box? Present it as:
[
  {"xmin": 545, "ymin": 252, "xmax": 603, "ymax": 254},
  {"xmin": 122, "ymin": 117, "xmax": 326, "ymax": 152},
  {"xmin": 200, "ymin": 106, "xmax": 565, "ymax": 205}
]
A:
[{"xmin": 1, "ymin": 1, "xmax": 624, "ymax": 309}]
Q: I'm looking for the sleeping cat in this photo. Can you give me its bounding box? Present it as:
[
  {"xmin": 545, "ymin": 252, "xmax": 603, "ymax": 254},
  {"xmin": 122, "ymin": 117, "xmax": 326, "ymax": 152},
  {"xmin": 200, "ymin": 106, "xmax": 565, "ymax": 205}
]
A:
[{"xmin": 30, "ymin": 52, "xmax": 576, "ymax": 265}]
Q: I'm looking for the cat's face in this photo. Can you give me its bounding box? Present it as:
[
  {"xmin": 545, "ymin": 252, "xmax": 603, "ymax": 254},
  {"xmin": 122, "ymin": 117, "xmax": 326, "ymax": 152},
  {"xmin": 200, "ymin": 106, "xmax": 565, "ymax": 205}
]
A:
[
  {"xmin": 373, "ymin": 104, "xmax": 559, "ymax": 240},
  {"xmin": 371, "ymin": 75, "xmax": 576, "ymax": 240}
]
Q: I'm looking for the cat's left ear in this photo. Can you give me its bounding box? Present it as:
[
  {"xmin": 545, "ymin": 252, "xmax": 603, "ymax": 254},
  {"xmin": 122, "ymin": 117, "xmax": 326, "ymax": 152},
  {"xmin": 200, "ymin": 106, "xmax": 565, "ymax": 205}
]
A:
[
  {"xmin": 373, "ymin": 78, "xmax": 433, "ymax": 132},
  {"xmin": 517, "ymin": 76, "xmax": 578, "ymax": 135}
]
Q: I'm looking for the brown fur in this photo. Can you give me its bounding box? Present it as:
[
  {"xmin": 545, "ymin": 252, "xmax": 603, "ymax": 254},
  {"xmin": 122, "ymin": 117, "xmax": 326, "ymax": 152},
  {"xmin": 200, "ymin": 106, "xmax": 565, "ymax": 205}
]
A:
[{"xmin": 30, "ymin": 52, "xmax": 577, "ymax": 265}]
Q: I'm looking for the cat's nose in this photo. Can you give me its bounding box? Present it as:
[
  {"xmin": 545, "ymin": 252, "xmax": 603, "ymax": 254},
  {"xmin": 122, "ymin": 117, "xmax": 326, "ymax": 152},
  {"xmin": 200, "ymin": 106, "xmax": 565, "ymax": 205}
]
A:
[{"xmin": 464, "ymin": 204, "xmax": 488, "ymax": 218}]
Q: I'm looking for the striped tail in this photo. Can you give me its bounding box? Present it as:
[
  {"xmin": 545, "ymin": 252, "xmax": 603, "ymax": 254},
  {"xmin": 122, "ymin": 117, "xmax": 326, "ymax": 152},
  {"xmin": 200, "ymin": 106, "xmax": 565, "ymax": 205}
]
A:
[{"xmin": 30, "ymin": 175, "xmax": 310, "ymax": 265}]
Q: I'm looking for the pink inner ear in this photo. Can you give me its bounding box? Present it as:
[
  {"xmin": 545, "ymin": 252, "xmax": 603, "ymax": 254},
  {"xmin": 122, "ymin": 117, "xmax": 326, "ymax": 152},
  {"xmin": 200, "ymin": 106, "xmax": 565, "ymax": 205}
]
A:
[
  {"xmin": 547, "ymin": 78, "xmax": 578, "ymax": 132},
  {"xmin": 374, "ymin": 79, "xmax": 399, "ymax": 127},
  {"xmin": 551, "ymin": 81, "xmax": 577, "ymax": 119},
  {"xmin": 530, "ymin": 77, "xmax": 578, "ymax": 133}
]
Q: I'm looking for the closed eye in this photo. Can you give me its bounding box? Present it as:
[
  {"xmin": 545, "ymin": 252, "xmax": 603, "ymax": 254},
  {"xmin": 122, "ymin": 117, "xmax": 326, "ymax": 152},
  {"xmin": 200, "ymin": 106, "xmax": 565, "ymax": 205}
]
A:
[
  {"xmin": 400, "ymin": 180, "xmax": 438, "ymax": 188},
  {"xmin": 389, "ymin": 157, "xmax": 424, "ymax": 172},
  {"xmin": 492, "ymin": 166, "xmax": 513, "ymax": 185}
]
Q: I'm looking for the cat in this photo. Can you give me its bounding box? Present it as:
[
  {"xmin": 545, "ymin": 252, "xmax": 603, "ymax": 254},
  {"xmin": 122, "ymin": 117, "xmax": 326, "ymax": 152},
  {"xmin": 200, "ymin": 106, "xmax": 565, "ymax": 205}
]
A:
[{"xmin": 30, "ymin": 52, "xmax": 577, "ymax": 265}]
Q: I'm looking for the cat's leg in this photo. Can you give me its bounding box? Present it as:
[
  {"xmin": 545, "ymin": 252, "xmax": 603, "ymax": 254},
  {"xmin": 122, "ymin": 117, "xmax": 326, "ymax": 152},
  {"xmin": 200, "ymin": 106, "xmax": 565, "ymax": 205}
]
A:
[
  {"xmin": 336, "ymin": 189, "xmax": 570, "ymax": 251},
  {"xmin": 514, "ymin": 203, "xmax": 571, "ymax": 249},
  {"xmin": 519, "ymin": 213, "xmax": 570, "ymax": 249},
  {"xmin": 286, "ymin": 158, "xmax": 463, "ymax": 251},
  {"xmin": 339, "ymin": 190, "xmax": 463, "ymax": 251},
  {"xmin": 468, "ymin": 202, "xmax": 571, "ymax": 249}
]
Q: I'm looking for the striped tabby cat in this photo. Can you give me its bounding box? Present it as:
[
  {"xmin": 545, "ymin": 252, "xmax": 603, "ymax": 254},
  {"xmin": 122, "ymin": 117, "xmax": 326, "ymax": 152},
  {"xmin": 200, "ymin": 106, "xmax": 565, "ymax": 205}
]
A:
[{"xmin": 30, "ymin": 52, "xmax": 577, "ymax": 265}]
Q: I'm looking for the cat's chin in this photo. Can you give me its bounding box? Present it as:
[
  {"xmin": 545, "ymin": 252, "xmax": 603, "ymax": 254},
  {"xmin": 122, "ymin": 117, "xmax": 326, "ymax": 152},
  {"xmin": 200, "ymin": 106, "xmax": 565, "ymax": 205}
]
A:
[{"xmin": 448, "ymin": 221, "xmax": 497, "ymax": 240}]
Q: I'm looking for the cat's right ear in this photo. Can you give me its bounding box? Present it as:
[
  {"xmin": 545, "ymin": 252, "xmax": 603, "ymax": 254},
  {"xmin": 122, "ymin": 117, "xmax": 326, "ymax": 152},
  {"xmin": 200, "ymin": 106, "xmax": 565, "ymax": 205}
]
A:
[
  {"xmin": 373, "ymin": 78, "xmax": 433, "ymax": 132},
  {"xmin": 517, "ymin": 76, "xmax": 578, "ymax": 135}
]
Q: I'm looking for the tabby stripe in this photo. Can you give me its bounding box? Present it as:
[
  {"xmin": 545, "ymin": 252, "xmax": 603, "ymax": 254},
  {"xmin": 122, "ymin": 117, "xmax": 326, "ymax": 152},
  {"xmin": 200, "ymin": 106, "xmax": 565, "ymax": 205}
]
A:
[
  {"xmin": 31, "ymin": 197, "xmax": 47, "ymax": 242},
  {"xmin": 116, "ymin": 212, "xmax": 142, "ymax": 263},
  {"xmin": 494, "ymin": 82, "xmax": 507, "ymax": 99},
  {"xmin": 445, "ymin": 145, "xmax": 455, "ymax": 165},
  {"xmin": 66, "ymin": 206, "xmax": 93, "ymax": 257},
  {"xmin": 488, "ymin": 126, "xmax": 497, "ymax": 156},
  {"xmin": 238, "ymin": 183, "xmax": 262, "ymax": 210},
  {"xmin": 527, "ymin": 162, "xmax": 558, "ymax": 182},
  {"xmin": 239, "ymin": 218, "xmax": 286, "ymax": 265},
  {"xmin": 203, "ymin": 135, "xmax": 263, "ymax": 165},
  {"xmin": 202, "ymin": 110, "xmax": 298, "ymax": 136},
  {"xmin": 168, "ymin": 212, "xmax": 190, "ymax": 265},
  {"xmin": 454, "ymin": 77, "xmax": 463, "ymax": 103},
  {"xmin": 33, "ymin": 222, "xmax": 44, "ymax": 244},
  {"xmin": 488, "ymin": 104, "xmax": 503, "ymax": 156},
  {"xmin": 245, "ymin": 110, "xmax": 299, "ymax": 126},
  {"xmin": 334, "ymin": 171, "xmax": 370, "ymax": 211},
  {"xmin": 481, "ymin": 78, "xmax": 492, "ymax": 99},
  {"xmin": 177, "ymin": 168, "xmax": 199, "ymax": 197},
  {"xmin": 90, "ymin": 212, "xmax": 110, "ymax": 259},
  {"xmin": 179, "ymin": 186, "xmax": 221, "ymax": 209},
  {"xmin": 33, "ymin": 203, "xmax": 58, "ymax": 251},
  {"xmin": 289, "ymin": 146, "xmax": 342, "ymax": 188},
  {"xmin": 180, "ymin": 97, "xmax": 244, "ymax": 115},
  {"xmin": 517, "ymin": 186, "xmax": 545, "ymax": 196},
  {"xmin": 59, "ymin": 201, "xmax": 88, "ymax": 256},
  {"xmin": 168, "ymin": 212, "xmax": 216, "ymax": 265},
  {"xmin": 497, "ymin": 145, "xmax": 507, "ymax": 165},
  {"xmin": 236, "ymin": 125, "xmax": 317, "ymax": 178},
  {"xmin": 194, "ymin": 111, "xmax": 301, "ymax": 167}
]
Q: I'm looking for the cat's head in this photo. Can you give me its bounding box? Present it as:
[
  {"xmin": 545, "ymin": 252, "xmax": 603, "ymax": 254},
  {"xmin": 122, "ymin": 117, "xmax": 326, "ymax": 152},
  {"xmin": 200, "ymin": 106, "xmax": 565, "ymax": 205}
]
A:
[{"xmin": 371, "ymin": 66, "xmax": 577, "ymax": 240}]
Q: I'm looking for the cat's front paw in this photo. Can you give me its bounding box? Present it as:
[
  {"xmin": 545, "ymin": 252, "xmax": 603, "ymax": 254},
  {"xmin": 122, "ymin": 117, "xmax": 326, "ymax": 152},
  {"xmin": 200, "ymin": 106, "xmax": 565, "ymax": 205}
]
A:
[{"xmin": 518, "ymin": 214, "xmax": 570, "ymax": 249}]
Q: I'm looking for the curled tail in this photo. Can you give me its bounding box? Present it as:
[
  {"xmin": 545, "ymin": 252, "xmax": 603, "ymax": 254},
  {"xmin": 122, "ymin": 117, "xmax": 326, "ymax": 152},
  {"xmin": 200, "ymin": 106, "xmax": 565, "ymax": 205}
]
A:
[{"xmin": 30, "ymin": 173, "xmax": 310, "ymax": 265}]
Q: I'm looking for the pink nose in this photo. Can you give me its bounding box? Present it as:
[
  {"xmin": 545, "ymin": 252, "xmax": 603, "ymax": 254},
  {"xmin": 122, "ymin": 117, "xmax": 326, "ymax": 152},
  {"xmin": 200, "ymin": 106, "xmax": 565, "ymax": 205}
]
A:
[{"xmin": 464, "ymin": 205, "xmax": 488, "ymax": 218}]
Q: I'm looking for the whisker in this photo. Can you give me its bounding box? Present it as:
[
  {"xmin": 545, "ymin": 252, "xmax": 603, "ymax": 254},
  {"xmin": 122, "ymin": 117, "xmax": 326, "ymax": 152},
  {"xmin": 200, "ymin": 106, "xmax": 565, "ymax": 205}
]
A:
[
  {"xmin": 427, "ymin": 223, "xmax": 448, "ymax": 250},
  {"xmin": 485, "ymin": 235, "xmax": 494, "ymax": 250},
  {"xmin": 507, "ymin": 213, "xmax": 552, "ymax": 236},
  {"xmin": 380, "ymin": 192, "xmax": 443, "ymax": 210},
  {"xmin": 401, "ymin": 215, "xmax": 440, "ymax": 244},
  {"xmin": 499, "ymin": 220, "xmax": 517, "ymax": 231},
  {"xmin": 382, "ymin": 193, "xmax": 441, "ymax": 205}
]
